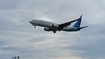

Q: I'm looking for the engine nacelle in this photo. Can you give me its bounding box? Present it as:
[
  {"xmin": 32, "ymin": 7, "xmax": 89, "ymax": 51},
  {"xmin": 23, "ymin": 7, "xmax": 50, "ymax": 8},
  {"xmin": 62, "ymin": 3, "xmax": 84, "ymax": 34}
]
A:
[
  {"xmin": 51, "ymin": 24, "xmax": 59, "ymax": 28},
  {"xmin": 44, "ymin": 28, "xmax": 51, "ymax": 31}
]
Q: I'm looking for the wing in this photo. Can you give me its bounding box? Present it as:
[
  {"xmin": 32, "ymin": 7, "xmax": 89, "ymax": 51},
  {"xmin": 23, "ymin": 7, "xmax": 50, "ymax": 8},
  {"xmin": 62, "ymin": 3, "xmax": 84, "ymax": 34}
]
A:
[{"xmin": 58, "ymin": 15, "xmax": 82, "ymax": 31}]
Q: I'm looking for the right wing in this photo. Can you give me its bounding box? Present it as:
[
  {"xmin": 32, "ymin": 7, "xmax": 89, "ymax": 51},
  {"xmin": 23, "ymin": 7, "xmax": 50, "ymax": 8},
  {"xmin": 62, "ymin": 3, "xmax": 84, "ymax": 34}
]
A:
[{"xmin": 58, "ymin": 15, "xmax": 82, "ymax": 31}]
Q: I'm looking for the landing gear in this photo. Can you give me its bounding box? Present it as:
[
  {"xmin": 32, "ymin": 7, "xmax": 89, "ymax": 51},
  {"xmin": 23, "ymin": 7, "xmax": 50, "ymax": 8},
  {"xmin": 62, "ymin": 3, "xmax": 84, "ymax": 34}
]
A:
[
  {"xmin": 53, "ymin": 30, "xmax": 56, "ymax": 33},
  {"xmin": 58, "ymin": 29, "xmax": 61, "ymax": 31},
  {"xmin": 34, "ymin": 26, "xmax": 36, "ymax": 28},
  {"xmin": 51, "ymin": 24, "xmax": 56, "ymax": 33}
]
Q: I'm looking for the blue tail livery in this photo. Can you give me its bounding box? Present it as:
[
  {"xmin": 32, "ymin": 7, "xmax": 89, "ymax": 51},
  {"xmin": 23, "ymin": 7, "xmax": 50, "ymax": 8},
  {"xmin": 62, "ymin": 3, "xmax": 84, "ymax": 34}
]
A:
[{"xmin": 73, "ymin": 15, "xmax": 82, "ymax": 28}]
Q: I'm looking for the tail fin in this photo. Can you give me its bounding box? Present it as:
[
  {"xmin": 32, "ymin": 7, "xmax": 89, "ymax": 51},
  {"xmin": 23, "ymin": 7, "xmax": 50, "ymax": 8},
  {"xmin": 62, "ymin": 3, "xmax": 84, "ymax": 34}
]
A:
[{"xmin": 73, "ymin": 15, "xmax": 82, "ymax": 28}]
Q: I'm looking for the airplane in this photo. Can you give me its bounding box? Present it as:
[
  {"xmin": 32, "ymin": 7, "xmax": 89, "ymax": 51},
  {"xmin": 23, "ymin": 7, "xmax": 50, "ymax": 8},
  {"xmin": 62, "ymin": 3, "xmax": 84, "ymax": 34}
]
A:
[{"xmin": 29, "ymin": 15, "xmax": 88, "ymax": 33}]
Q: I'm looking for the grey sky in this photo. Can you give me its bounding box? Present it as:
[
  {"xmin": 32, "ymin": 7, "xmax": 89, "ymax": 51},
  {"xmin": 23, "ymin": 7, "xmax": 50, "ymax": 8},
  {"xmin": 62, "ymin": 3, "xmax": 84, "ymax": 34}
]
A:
[{"xmin": 0, "ymin": 0, "xmax": 105, "ymax": 59}]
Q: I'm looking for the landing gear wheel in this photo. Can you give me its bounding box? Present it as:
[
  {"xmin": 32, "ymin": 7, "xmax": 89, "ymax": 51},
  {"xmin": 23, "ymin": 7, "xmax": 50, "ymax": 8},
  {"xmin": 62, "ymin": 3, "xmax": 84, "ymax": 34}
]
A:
[
  {"xmin": 34, "ymin": 26, "xmax": 36, "ymax": 28},
  {"xmin": 53, "ymin": 31, "xmax": 56, "ymax": 33}
]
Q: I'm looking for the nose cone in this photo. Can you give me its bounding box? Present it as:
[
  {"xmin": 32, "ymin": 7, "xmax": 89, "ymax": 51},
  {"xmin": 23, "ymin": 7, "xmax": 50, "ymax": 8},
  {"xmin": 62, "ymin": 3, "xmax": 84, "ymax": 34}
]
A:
[
  {"xmin": 29, "ymin": 21, "xmax": 32, "ymax": 24},
  {"xmin": 29, "ymin": 20, "xmax": 35, "ymax": 26}
]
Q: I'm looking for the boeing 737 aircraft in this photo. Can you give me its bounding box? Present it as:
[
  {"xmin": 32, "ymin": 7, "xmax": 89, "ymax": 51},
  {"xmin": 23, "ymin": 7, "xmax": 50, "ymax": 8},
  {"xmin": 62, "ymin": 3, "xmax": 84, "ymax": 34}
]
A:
[{"xmin": 29, "ymin": 15, "xmax": 88, "ymax": 33}]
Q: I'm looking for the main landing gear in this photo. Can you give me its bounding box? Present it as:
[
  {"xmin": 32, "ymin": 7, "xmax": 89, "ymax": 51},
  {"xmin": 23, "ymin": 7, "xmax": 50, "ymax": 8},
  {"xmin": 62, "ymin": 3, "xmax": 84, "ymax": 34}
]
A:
[{"xmin": 53, "ymin": 30, "xmax": 56, "ymax": 33}]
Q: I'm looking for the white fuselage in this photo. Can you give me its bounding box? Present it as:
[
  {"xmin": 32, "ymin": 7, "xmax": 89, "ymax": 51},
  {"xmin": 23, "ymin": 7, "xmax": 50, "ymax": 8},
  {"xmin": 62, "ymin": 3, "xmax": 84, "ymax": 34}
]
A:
[
  {"xmin": 30, "ymin": 20, "xmax": 58, "ymax": 28},
  {"xmin": 29, "ymin": 20, "xmax": 79, "ymax": 32}
]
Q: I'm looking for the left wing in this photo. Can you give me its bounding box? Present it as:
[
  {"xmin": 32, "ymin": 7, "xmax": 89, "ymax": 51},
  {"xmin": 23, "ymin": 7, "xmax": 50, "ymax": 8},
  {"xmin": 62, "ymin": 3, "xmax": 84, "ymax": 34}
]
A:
[{"xmin": 58, "ymin": 15, "xmax": 82, "ymax": 31}]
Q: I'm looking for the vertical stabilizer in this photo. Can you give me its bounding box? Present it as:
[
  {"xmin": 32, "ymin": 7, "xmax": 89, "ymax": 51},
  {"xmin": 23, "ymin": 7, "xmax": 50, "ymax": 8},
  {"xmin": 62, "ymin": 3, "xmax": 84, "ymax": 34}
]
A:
[{"xmin": 73, "ymin": 15, "xmax": 82, "ymax": 28}]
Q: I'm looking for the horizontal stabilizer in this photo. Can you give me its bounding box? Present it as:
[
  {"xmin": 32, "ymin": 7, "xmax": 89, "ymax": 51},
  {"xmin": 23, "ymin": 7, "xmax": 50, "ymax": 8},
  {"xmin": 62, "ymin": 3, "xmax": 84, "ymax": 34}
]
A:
[{"xmin": 79, "ymin": 26, "xmax": 88, "ymax": 30}]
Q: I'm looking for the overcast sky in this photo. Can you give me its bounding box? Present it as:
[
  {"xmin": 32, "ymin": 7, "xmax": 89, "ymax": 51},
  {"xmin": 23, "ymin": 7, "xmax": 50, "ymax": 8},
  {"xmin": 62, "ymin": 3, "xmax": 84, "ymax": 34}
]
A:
[{"xmin": 0, "ymin": 0, "xmax": 105, "ymax": 59}]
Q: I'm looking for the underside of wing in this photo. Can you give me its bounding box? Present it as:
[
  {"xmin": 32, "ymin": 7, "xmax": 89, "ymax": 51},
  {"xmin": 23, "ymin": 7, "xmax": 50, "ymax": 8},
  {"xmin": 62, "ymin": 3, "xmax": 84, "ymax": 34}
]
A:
[{"xmin": 58, "ymin": 15, "xmax": 82, "ymax": 31}]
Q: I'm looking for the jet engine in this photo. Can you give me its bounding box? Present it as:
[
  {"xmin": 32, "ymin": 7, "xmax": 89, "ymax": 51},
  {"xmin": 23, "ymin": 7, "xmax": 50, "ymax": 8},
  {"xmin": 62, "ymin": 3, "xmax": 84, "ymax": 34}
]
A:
[{"xmin": 44, "ymin": 28, "xmax": 51, "ymax": 31}]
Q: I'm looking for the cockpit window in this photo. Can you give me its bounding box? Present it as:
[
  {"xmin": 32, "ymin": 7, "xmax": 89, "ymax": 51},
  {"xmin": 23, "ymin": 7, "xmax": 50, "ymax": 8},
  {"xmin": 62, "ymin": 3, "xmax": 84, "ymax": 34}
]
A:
[{"xmin": 32, "ymin": 20, "xmax": 35, "ymax": 21}]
